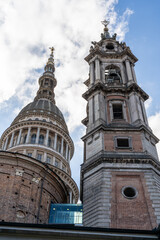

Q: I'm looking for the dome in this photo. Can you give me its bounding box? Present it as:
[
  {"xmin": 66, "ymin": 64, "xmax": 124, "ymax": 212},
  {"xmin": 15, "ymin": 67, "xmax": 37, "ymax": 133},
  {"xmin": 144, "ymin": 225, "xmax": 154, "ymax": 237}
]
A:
[
  {"xmin": 20, "ymin": 99, "xmax": 64, "ymax": 120},
  {"xmin": 12, "ymin": 99, "xmax": 66, "ymax": 126}
]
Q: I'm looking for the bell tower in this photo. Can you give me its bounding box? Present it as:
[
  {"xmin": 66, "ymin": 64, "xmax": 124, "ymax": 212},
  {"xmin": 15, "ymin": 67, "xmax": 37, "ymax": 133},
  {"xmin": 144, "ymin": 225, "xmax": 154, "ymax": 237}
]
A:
[{"xmin": 81, "ymin": 21, "xmax": 160, "ymax": 230}]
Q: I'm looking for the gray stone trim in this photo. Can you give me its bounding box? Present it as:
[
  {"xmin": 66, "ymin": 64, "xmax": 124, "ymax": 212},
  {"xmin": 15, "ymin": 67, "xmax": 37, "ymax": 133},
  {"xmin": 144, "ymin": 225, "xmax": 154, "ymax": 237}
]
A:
[{"xmin": 144, "ymin": 172, "xmax": 160, "ymax": 225}]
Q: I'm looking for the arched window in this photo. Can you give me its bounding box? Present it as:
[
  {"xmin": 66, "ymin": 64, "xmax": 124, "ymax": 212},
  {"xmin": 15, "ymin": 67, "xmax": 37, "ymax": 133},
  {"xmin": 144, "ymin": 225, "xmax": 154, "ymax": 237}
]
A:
[
  {"xmin": 31, "ymin": 134, "xmax": 36, "ymax": 144},
  {"xmin": 48, "ymin": 137, "xmax": 51, "ymax": 147},
  {"xmin": 39, "ymin": 135, "xmax": 44, "ymax": 145},
  {"xmin": 105, "ymin": 65, "xmax": 121, "ymax": 84},
  {"xmin": 63, "ymin": 141, "xmax": 66, "ymax": 157},
  {"xmin": 23, "ymin": 134, "xmax": 27, "ymax": 144}
]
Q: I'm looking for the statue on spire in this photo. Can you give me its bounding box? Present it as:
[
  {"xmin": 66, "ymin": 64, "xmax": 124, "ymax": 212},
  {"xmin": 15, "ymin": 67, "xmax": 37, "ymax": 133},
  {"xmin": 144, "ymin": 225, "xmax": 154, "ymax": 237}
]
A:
[{"xmin": 49, "ymin": 47, "xmax": 54, "ymax": 57}]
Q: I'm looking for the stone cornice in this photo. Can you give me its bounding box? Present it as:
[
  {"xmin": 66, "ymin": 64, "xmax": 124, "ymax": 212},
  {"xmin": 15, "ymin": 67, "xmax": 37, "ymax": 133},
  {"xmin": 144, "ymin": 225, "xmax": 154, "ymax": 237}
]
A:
[
  {"xmin": 85, "ymin": 48, "xmax": 138, "ymax": 63},
  {"xmin": 82, "ymin": 123, "xmax": 159, "ymax": 143},
  {"xmin": 8, "ymin": 144, "xmax": 71, "ymax": 174},
  {"xmin": 12, "ymin": 111, "xmax": 68, "ymax": 132},
  {"xmin": 0, "ymin": 151, "xmax": 79, "ymax": 203},
  {"xmin": 82, "ymin": 82, "xmax": 149, "ymax": 101},
  {"xmin": 50, "ymin": 165, "xmax": 79, "ymax": 203},
  {"xmin": 81, "ymin": 151, "xmax": 160, "ymax": 177},
  {"xmin": 0, "ymin": 150, "xmax": 68, "ymax": 194}
]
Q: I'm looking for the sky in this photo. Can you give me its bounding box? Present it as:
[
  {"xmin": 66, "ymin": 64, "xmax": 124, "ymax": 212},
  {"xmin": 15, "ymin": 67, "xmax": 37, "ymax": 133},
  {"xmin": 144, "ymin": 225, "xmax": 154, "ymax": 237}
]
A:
[{"xmin": 0, "ymin": 0, "xmax": 160, "ymax": 189}]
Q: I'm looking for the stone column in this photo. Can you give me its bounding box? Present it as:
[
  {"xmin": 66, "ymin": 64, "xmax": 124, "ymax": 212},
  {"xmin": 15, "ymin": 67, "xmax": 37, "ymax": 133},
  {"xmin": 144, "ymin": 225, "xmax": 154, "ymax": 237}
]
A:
[
  {"xmin": 9, "ymin": 131, "xmax": 15, "ymax": 148},
  {"xmin": 140, "ymin": 98, "xmax": 149, "ymax": 125},
  {"xmin": 17, "ymin": 129, "xmax": 22, "ymax": 145},
  {"xmin": 44, "ymin": 152, "xmax": 47, "ymax": 162},
  {"xmin": 131, "ymin": 64, "xmax": 137, "ymax": 83},
  {"xmin": 23, "ymin": 149, "xmax": 26, "ymax": 155},
  {"xmin": 33, "ymin": 149, "xmax": 37, "ymax": 158},
  {"xmin": 45, "ymin": 129, "xmax": 49, "ymax": 146},
  {"xmin": 36, "ymin": 127, "xmax": 40, "ymax": 144},
  {"xmin": 53, "ymin": 156, "xmax": 55, "ymax": 165},
  {"xmin": 69, "ymin": 190, "xmax": 72, "ymax": 204},
  {"xmin": 66, "ymin": 144, "xmax": 69, "ymax": 160},
  {"xmin": 59, "ymin": 161, "xmax": 62, "ymax": 169},
  {"xmin": 123, "ymin": 101, "xmax": 127, "ymax": 121},
  {"xmin": 4, "ymin": 137, "xmax": 9, "ymax": 150},
  {"xmin": 88, "ymin": 97, "xmax": 95, "ymax": 125},
  {"xmin": 109, "ymin": 101, "xmax": 113, "ymax": 122},
  {"xmin": 95, "ymin": 58, "xmax": 100, "ymax": 81},
  {"xmin": 90, "ymin": 62, "xmax": 94, "ymax": 85},
  {"xmin": 54, "ymin": 133, "xmax": 57, "ymax": 150},
  {"xmin": 26, "ymin": 127, "xmax": 31, "ymax": 144},
  {"xmin": 68, "ymin": 149, "xmax": 70, "ymax": 162},
  {"xmin": 61, "ymin": 138, "xmax": 64, "ymax": 155},
  {"xmin": 72, "ymin": 196, "xmax": 75, "ymax": 204},
  {"xmin": 125, "ymin": 59, "xmax": 133, "ymax": 83}
]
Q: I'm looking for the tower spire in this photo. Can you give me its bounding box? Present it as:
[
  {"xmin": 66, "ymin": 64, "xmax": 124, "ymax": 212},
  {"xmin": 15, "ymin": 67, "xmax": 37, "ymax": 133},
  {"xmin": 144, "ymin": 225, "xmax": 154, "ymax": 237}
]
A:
[
  {"xmin": 101, "ymin": 19, "xmax": 111, "ymax": 39},
  {"xmin": 34, "ymin": 47, "xmax": 57, "ymax": 104}
]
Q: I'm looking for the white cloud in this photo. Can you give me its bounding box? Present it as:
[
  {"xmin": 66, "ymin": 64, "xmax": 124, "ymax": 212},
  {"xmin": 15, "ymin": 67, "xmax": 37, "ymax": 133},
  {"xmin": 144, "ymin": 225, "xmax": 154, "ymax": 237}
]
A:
[
  {"xmin": 113, "ymin": 8, "xmax": 134, "ymax": 41},
  {"xmin": 0, "ymin": 0, "xmax": 134, "ymax": 188},
  {"xmin": 148, "ymin": 113, "xmax": 160, "ymax": 157},
  {"xmin": 0, "ymin": 0, "xmax": 133, "ymax": 133}
]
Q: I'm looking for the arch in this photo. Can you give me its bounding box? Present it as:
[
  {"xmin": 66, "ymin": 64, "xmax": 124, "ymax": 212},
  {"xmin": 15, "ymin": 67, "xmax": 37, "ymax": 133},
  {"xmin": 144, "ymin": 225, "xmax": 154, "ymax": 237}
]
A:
[
  {"xmin": 31, "ymin": 134, "xmax": 36, "ymax": 144},
  {"xmin": 63, "ymin": 141, "xmax": 66, "ymax": 157},
  {"xmin": 105, "ymin": 64, "xmax": 122, "ymax": 83},
  {"xmin": 39, "ymin": 135, "xmax": 44, "ymax": 145},
  {"xmin": 57, "ymin": 135, "xmax": 61, "ymax": 153}
]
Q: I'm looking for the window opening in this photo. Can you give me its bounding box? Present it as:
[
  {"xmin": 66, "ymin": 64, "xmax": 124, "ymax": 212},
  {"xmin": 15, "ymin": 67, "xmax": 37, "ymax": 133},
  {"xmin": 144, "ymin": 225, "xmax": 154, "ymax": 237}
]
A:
[
  {"xmin": 105, "ymin": 67, "xmax": 121, "ymax": 83},
  {"xmin": 39, "ymin": 135, "xmax": 44, "ymax": 145},
  {"xmin": 106, "ymin": 43, "xmax": 114, "ymax": 50},
  {"xmin": 55, "ymin": 160, "xmax": 59, "ymax": 167},
  {"xmin": 117, "ymin": 138, "xmax": 129, "ymax": 148},
  {"xmin": 31, "ymin": 134, "xmax": 36, "ymax": 144},
  {"xmin": 37, "ymin": 154, "xmax": 42, "ymax": 161},
  {"xmin": 23, "ymin": 134, "xmax": 27, "ymax": 144},
  {"xmin": 48, "ymin": 137, "xmax": 51, "ymax": 147},
  {"xmin": 28, "ymin": 153, "xmax": 32, "ymax": 157},
  {"xmin": 63, "ymin": 142, "xmax": 66, "ymax": 157},
  {"xmin": 113, "ymin": 104, "xmax": 123, "ymax": 119},
  {"xmin": 46, "ymin": 156, "xmax": 51, "ymax": 163},
  {"xmin": 122, "ymin": 186, "xmax": 137, "ymax": 199}
]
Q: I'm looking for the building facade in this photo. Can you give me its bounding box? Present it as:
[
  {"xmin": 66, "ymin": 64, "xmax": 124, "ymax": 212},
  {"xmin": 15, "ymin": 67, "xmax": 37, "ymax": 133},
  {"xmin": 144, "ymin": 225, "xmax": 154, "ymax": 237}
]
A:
[
  {"xmin": 0, "ymin": 48, "xmax": 78, "ymax": 224},
  {"xmin": 81, "ymin": 21, "xmax": 160, "ymax": 230}
]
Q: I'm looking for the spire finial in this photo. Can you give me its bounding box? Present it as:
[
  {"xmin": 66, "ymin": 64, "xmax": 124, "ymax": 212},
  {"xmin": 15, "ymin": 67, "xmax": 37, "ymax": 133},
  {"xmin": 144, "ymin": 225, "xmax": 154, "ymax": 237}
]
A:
[
  {"xmin": 49, "ymin": 47, "xmax": 54, "ymax": 57},
  {"xmin": 101, "ymin": 20, "xmax": 111, "ymax": 39},
  {"xmin": 101, "ymin": 20, "xmax": 109, "ymax": 29}
]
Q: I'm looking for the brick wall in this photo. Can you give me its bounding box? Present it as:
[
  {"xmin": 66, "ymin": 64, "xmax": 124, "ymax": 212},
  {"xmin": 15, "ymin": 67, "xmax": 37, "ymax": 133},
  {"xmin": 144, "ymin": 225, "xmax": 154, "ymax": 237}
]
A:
[
  {"xmin": 104, "ymin": 131, "xmax": 143, "ymax": 152},
  {"xmin": 110, "ymin": 172, "xmax": 157, "ymax": 230},
  {"xmin": 0, "ymin": 152, "xmax": 67, "ymax": 224}
]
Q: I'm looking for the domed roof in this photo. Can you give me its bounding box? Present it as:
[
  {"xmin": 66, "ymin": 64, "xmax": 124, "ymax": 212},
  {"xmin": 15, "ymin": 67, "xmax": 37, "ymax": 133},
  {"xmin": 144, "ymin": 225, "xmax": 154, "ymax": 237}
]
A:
[{"xmin": 14, "ymin": 99, "xmax": 65, "ymax": 123}]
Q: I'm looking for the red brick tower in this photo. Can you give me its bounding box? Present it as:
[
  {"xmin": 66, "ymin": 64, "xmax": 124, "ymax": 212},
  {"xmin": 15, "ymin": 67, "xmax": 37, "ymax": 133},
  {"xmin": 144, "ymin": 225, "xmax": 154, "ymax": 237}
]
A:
[{"xmin": 81, "ymin": 21, "xmax": 160, "ymax": 230}]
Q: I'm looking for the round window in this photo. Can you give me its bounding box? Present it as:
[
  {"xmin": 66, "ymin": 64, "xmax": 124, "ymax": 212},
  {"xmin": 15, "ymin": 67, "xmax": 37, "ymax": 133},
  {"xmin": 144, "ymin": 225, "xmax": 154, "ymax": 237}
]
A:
[{"xmin": 122, "ymin": 186, "xmax": 138, "ymax": 199}]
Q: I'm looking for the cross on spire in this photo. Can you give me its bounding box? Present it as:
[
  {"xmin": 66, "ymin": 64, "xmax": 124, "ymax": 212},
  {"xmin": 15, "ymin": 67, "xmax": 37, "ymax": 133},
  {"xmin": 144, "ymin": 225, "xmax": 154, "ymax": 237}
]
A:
[{"xmin": 101, "ymin": 20, "xmax": 109, "ymax": 28}]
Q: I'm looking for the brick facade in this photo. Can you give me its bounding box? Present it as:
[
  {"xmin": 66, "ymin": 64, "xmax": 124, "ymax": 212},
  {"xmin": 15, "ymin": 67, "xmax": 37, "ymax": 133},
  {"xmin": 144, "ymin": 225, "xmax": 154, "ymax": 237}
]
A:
[
  {"xmin": 110, "ymin": 172, "xmax": 157, "ymax": 229},
  {"xmin": 104, "ymin": 131, "xmax": 143, "ymax": 152},
  {"xmin": 0, "ymin": 151, "xmax": 68, "ymax": 224}
]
